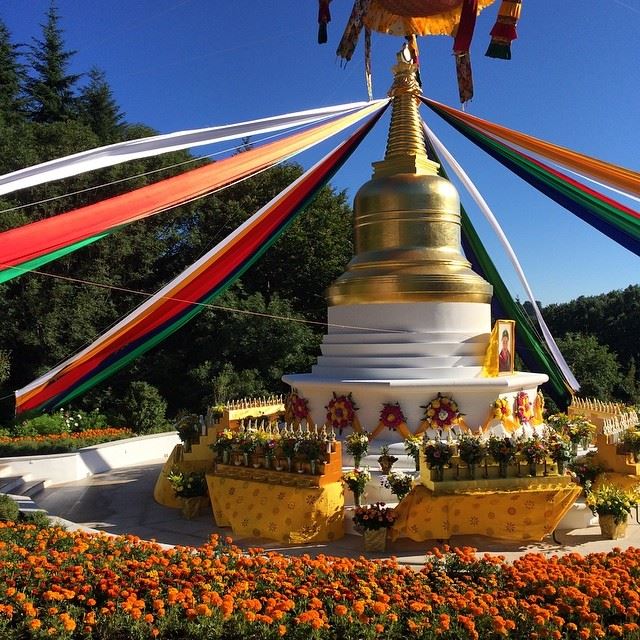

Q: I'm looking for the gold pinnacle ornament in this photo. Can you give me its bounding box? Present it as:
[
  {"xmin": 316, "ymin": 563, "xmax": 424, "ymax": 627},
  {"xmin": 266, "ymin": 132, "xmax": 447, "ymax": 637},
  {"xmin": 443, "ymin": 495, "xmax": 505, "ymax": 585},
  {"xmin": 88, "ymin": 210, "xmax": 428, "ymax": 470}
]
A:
[{"xmin": 326, "ymin": 48, "xmax": 492, "ymax": 305}]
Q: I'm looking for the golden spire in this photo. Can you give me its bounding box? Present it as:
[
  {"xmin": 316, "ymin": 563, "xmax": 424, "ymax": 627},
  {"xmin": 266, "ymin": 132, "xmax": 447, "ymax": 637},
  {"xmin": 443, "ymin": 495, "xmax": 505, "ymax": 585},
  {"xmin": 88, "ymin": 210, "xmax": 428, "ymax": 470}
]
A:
[{"xmin": 325, "ymin": 49, "xmax": 493, "ymax": 306}]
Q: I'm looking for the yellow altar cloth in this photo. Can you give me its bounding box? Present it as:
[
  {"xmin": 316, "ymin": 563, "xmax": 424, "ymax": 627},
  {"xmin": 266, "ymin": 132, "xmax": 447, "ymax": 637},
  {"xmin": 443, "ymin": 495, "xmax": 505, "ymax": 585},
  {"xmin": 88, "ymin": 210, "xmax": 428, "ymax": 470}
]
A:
[
  {"xmin": 392, "ymin": 483, "xmax": 581, "ymax": 542},
  {"xmin": 206, "ymin": 474, "xmax": 344, "ymax": 544}
]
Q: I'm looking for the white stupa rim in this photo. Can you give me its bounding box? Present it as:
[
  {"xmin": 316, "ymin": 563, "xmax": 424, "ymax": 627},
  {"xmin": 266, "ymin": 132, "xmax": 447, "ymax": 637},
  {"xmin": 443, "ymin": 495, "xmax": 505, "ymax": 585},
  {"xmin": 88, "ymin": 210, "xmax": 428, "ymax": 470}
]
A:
[{"xmin": 283, "ymin": 371, "xmax": 548, "ymax": 391}]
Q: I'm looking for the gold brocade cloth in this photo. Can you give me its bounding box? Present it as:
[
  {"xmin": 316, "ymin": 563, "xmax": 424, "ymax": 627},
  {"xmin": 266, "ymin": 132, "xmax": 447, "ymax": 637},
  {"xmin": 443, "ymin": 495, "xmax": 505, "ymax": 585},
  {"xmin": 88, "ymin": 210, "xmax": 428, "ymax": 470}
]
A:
[
  {"xmin": 206, "ymin": 474, "xmax": 344, "ymax": 544},
  {"xmin": 392, "ymin": 483, "xmax": 581, "ymax": 542}
]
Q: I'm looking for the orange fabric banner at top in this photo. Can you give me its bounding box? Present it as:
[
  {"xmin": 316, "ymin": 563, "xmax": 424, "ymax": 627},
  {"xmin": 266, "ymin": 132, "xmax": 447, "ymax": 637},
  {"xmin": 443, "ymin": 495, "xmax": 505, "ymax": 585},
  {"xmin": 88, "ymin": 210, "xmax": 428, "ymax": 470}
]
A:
[{"xmin": 422, "ymin": 97, "xmax": 640, "ymax": 197}]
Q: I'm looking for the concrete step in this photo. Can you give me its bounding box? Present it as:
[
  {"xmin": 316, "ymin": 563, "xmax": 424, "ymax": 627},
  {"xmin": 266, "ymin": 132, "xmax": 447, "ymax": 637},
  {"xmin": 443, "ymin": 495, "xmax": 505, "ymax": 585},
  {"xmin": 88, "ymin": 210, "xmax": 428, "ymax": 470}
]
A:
[
  {"xmin": 0, "ymin": 475, "xmax": 30, "ymax": 494},
  {"xmin": 19, "ymin": 479, "xmax": 51, "ymax": 498}
]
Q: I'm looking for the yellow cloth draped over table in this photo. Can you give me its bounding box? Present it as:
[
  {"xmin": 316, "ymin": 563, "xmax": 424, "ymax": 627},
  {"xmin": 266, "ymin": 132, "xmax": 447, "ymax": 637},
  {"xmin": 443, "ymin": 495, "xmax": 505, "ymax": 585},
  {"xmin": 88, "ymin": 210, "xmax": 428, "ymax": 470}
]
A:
[
  {"xmin": 207, "ymin": 475, "xmax": 344, "ymax": 544},
  {"xmin": 392, "ymin": 483, "xmax": 581, "ymax": 542}
]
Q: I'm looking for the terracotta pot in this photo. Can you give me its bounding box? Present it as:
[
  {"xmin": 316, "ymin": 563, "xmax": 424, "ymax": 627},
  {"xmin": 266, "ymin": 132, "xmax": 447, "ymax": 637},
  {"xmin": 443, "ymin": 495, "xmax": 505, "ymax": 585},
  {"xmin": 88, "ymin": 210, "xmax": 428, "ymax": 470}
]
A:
[
  {"xmin": 378, "ymin": 455, "xmax": 398, "ymax": 475},
  {"xmin": 363, "ymin": 528, "xmax": 388, "ymax": 552},
  {"xmin": 599, "ymin": 514, "xmax": 628, "ymax": 540}
]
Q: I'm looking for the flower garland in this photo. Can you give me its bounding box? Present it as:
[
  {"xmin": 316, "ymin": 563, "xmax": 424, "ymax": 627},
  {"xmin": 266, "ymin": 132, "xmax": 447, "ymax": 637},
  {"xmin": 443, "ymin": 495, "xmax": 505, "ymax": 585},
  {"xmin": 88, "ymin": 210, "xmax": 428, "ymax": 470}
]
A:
[
  {"xmin": 370, "ymin": 402, "xmax": 412, "ymax": 439},
  {"xmin": 325, "ymin": 392, "xmax": 361, "ymax": 434},
  {"xmin": 483, "ymin": 397, "xmax": 518, "ymax": 433},
  {"xmin": 515, "ymin": 391, "xmax": 534, "ymax": 425}
]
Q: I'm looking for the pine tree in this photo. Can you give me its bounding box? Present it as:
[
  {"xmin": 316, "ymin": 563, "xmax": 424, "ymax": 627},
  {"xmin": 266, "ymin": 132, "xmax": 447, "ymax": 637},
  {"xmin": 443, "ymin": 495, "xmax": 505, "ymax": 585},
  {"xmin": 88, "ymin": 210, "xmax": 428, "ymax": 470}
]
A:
[
  {"xmin": 78, "ymin": 67, "xmax": 124, "ymax": 143},
  {"xmin": 25, "ymin": 2, "xmax": 81, "ymax": 123},
  {"xmin": 0, "ymin": 19, "xmax": 26, "ymax": 124}
]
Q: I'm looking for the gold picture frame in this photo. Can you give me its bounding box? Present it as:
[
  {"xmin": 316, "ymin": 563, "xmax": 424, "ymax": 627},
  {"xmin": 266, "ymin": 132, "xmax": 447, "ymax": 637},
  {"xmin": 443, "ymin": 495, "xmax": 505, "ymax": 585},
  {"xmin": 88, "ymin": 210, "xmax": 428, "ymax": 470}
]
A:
[{"xmin": 497, "ymin": 319, "xmax": 515, "ymax": 375}]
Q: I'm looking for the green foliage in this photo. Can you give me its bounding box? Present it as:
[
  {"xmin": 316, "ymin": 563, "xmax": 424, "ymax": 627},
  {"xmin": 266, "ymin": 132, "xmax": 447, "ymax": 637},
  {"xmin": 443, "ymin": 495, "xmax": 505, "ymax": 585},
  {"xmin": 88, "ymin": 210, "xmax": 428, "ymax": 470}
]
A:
[
  {"xmin": 0, "ymin": 349, "xmax": 9, "ymax": 384},
  {"xmin": 0, "ymin": 494, "xmax": 19, "ymax": 522},
  {"xmin": 116, "ymin": 381, "xmax": 169, "ymax": 434},
  {"xmin": 78, "ymin": 67, "xmax": 124, "ymax": 143},
  {"xmin": 555, "ymin": 333, "xmax": 622, "ymax": 400},
  {"xmin": 25, "ymin": 3, "xmax": 81, "ymax": 122},
  {"xmin": 544, "ymin": 285, "xmax": 640, "ymax": 402}
]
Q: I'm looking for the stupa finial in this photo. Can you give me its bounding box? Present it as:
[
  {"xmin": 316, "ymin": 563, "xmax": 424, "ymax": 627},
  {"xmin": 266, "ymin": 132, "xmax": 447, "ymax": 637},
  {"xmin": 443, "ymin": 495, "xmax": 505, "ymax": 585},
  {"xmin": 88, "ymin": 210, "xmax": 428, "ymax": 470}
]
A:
[{"xmin": 373, "ymin": 45, "xmax": 438, "ymax": 178}]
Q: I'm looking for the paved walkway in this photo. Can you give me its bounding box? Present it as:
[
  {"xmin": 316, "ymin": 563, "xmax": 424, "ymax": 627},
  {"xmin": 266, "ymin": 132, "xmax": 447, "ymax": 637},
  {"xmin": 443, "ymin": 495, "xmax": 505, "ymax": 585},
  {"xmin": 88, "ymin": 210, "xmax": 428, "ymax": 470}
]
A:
[{"xmin": 34, "ymin": 461, "xmax": 640, "ymax": 565}]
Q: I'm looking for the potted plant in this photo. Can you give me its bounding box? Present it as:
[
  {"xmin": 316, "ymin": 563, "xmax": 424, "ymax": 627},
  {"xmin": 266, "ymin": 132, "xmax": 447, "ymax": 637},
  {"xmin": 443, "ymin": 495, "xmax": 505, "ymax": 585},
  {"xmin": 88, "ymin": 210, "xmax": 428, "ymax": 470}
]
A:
[
  {"xmin": 166, "ymin": 468, "xmax": 208, "ymax": 519},
  {"xmin": 381, "ymin": 470, "xmax": 413, "ymax": 501},
  {"xmin": 423, "ymin": 439, "xmax": 454, "ymax": 481},
  {"xmin": 377, "ymin": 444, "xmax": 398, "ymax": 475},
  {"xmin": 352, "ymin": 502, "xmax": 397, "ymax": 552},
  {"xmin": 487, "ymin": 435, "xmax": 516, "ymax": 478},
  {"xmin": 457, "ymin": 432, "xmax": 486, "ymax": 479},
  {"xmin": 622, "ymin": 428, "xmax": 640, "ymax": 463},
  {"xmin": 174, "ymin": 413, "xmax": 201, "ymax": 452},
  {"xmin": 518, "ymin": 436, "xmax": 548, "ymax": 477},
  {"xmin": 345, "ymin": 431, "xmax": 370, "ymax": 469},
  {"xmin": 404, "ymin": 435, "xmax": 422, "ymax": 472},
  {"xmin": 342, "ymin": 467, "xmax": 371, "ymax": 507},
  {"xmin": 587, "ymin": 484, "xmax": 638, "ymax": 539}
]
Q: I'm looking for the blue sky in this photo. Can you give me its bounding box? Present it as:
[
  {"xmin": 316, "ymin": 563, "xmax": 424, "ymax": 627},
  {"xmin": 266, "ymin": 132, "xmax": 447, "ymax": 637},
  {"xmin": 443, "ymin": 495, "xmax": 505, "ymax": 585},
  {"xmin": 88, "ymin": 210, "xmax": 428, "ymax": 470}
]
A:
[{"xmin": 3, "ymin": 1, "xmax": 639, "ymax": 306}]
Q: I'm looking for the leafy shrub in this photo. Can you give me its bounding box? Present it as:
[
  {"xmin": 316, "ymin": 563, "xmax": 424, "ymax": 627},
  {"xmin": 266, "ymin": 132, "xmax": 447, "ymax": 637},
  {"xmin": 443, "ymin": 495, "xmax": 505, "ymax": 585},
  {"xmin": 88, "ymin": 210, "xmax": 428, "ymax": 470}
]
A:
[
  {"xmin": 119, "ymin": 381, "xmax": 170, "ymax": 434},
  {"xmin": 0, "ymin": 495, "xmax": 19, "ymax": 521}
]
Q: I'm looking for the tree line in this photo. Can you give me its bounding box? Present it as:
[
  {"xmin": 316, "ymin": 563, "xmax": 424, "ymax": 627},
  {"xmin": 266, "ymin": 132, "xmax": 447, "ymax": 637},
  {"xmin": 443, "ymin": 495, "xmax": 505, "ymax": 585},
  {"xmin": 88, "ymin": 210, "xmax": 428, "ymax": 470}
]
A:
[{"xmin": 0, "ymin": 5, "xmax": 353, "ymax": 428}]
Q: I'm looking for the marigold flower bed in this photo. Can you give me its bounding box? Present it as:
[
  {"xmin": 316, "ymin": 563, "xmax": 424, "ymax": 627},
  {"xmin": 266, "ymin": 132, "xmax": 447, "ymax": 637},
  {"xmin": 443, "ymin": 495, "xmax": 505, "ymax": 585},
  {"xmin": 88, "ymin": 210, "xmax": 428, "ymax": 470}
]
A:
[
  {"xmin": 1, "ymin": 522, "xmax": 640, "ymax": 639},
  {"xmin": 0, "ymin": 428, "xmax": 134, "ymax": 457}
]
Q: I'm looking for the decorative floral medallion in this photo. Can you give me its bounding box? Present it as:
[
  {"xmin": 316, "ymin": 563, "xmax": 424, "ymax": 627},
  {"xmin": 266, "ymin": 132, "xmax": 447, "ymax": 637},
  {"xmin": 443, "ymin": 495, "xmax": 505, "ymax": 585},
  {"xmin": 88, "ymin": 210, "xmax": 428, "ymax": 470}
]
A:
[
  {"xmin": 422, "ymin": 393, "xmax": 461, "ymax": 430},
  {"xmin": 286, "ymin": 391, "xmax": 310, "ymax": 423},
  {"xmin": 379, "ymin": 402, "xmax": 406, "ymax": 431},
  {"xmin": 326, "ymin": 392, "xmax": 359, "ymax": 434}
]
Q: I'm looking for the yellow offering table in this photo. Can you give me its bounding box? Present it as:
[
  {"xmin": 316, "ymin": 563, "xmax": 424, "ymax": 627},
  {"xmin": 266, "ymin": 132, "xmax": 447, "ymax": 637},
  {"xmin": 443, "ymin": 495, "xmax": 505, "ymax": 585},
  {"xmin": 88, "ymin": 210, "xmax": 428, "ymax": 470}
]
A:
[
  {"xmin": 207, "ymin": 469, "xmax": 344, "ymax": 544},
  {"xmin": 392, "ymin": 476, "xmax": 581, "ymax": 543}
]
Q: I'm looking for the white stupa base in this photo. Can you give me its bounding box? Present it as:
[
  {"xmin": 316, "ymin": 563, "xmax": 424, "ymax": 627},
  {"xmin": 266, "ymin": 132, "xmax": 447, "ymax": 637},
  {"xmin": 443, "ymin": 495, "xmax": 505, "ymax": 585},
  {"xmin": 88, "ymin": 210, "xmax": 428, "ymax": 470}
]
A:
[{"xmin": 283, "ymin": 372, "xmax": 549, "ymax": 447}]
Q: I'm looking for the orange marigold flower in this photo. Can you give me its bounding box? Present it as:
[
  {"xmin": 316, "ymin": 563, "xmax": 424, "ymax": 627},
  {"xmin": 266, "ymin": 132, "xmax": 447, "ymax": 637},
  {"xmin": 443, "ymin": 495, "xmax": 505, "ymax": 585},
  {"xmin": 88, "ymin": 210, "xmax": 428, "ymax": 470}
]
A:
[
  {"xmin": 334, "ymin": 604, "xmax": 348, "ymax": 616},
  {"xmin": 278, "ymin": 625, "xmax": 287, "ymax": 636}
]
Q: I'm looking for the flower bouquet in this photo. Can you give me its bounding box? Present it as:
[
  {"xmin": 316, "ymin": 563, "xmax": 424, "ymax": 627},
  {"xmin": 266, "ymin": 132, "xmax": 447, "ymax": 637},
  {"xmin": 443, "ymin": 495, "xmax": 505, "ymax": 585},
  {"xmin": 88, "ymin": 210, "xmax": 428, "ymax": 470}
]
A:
[
  {"xmin": 487, "ymin": 435, "xmax": 516, "ymax": 478},
  {"xmin": 342, "ymin": 467, "xmax": 371, "ymax": 506},
  {"xmin": 210, "ymin": 428, "xmax": 234, "ymax": 464},
  {"xmin": 381, "ymin": 470, "xmax": 413, "ymax": 501},
  {"xmin": 167, "ymin": 468, "xmax": 207, "ymax": 498},
  {"xmin": 174, "ymin": 413, "xmax": 201, "ymax": 450},
  {"xmin": 518, "ymin": 436, "xmax": 549, "ymax": 476},
  {"xmin": 279, "ymin": 436, "xmax": 298, "ymax": 471},
  {"xmin": 587, "ymin": 484, "xmax": 638, "ymax": 539},
  {"xmin": 352, "ymin": 502, "xmax": 397, "ymax": 552},
  {"xmin": 345, "ymin": 431, "xmax": 369, "ymax": 468},
  {"xmin": 295, "ymin": 437, "xmax": 326, "ymax": 473},
  {"xmin": 457, "ymin": 432, "xmax": 486, "ymax": 479},
  {"xmin": 569, "ymin": 452, "xmax": 604, "ymax": 494},
  {"xmin": 423, "ymin": 439, "xmax": 454, "ymax": 481},
  {"xmin": 547, "ymin": 432, "xmax": 572, "ymax": 474},
  {"xmin": 167, "ymin": 468, "xmax": 208, "ymax": 519},
  {"xmin": 237, "ymin": 432, "xmax": 259, "ymax": 465}
]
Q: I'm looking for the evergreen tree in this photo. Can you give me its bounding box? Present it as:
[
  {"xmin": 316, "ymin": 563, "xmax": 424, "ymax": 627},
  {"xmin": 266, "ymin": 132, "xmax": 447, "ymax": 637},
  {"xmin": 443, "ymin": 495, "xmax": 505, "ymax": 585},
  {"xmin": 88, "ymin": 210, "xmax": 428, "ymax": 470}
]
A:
[
  {"xmin": 25, "ymin": 2, "xmax": 81, "ymax": 123},
  {"xmin": 0, "ymin": 19, "xmax": 26, "ymax": 124},
  {"xmin": 78, "ymin": 67, "xmax": 124, "ymax": 143}
]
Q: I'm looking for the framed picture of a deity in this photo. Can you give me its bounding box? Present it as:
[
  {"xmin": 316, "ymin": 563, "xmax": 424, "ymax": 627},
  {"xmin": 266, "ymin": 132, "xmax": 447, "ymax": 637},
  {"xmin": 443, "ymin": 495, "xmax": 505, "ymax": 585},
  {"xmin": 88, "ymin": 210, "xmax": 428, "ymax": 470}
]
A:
[{"xmin": 497, "ymin": 319, "xmax": 515, "ymax": 375}]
